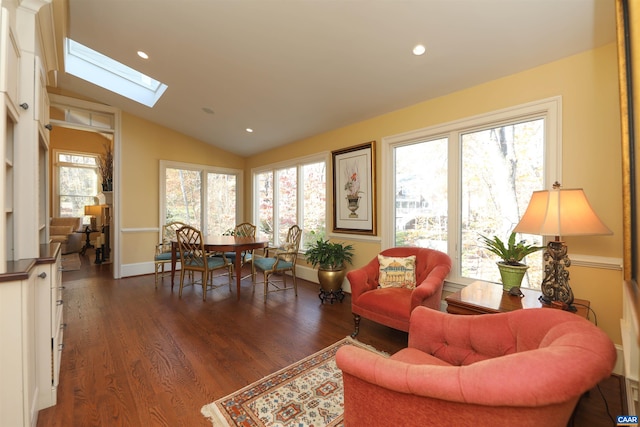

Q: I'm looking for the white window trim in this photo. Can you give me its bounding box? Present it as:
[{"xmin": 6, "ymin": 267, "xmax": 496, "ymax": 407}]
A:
[
  {"xmin": 381, "ymin": 96, "xmax": 562, "ymax": 286},
  {"xmin": 65, "ymin": 38, "xmax": 168, "ymax": 108},
  {"xmin": 251, "ymin": 152, "xmax": 330, "ymax": 246},
  {"xmin": 159, "ymin": 160, "xmax": 243, "ymax": 237},
  {"xmin": 53, "ymin": 149, "xmax": 101, "ymax": 217}
]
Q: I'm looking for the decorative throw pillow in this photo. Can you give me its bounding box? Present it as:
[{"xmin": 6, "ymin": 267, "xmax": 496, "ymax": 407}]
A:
[
  {"xmin": 277, "ymin": 242, "xmax": 296, "ymax": 262},
  {"xmin": 377, "ymin": 255, "xmax": 417, "ymax": 289}
]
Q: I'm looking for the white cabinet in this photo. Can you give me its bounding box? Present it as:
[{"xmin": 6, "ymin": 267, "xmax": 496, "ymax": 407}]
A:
[
  {"xmin": 0, "ymin": 0, "xmax": 61, "ymax": 422},
  {"xmin": 35, "ymin": 245, "xmax": 63, "ymax": 410},
  {"xmin": 0, "ymin": 5, "xmax": 20, "ymax": 268},
  {"xmin": 0, "ymin": 5, "xmax": 21, "ymax": 118},
  {"xmin": 34, "ymin": 55, "xmax": 49, "ymax": 145},
  {"xmin": 0, "ymin": 243, "xmax": 63, "ymax": 426},
  {"xmin": 0, "ymin": 260, "xmax": 38, "ymax": 427}
]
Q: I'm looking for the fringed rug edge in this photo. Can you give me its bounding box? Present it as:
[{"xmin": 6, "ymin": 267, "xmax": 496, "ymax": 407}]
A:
[{"xmin": 200, "ymin": 336, "xmax": 387, "ymax": 426}]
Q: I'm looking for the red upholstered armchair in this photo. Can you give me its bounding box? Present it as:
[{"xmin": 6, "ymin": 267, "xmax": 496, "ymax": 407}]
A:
[
  {"xmin": 336, "ymin": 307, "xmax": 617, "ymax": 427},
  {"xmin": 347, "ymin": 247, "xmax": 451, "ymax": 337}
]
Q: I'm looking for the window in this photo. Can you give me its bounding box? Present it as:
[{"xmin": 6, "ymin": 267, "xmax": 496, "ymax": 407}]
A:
[
  {"xmin": 64, "ymin": 38, "xmax": 167, "ymax": 107},
  {"xmin": 55, "ymin": 151, "xmax": 100, "ymax": 220},
  {"xmin": 383, "ymin": 98, "xmax": 560, "ymax": 288},
  {"xmin": 394, "ymin": 137, "xmax": 448, "ymax": 251},
  {"xmin": 161, "ymin": 161, "xmax": 241, "ymax": 236},
  {"xmin": 253, "ymin": 156, "xmax": 327, "ymax": 249},
  {"xmin": 460, "ymin": 119, "xmax": 545, "ymax": 287}
]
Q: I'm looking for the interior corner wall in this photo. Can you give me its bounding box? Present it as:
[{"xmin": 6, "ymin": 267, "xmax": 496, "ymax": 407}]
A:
[
  {"xmin": 111, "ymin": 43, "xmax": 622, "ymax": 343},
  {"xmin": 119, "ymin": 112, "xmax": 245, "ymax": 266},
  {"xmin": 244, "ymin": 42, "xmax": 624, "ymax": 344}
]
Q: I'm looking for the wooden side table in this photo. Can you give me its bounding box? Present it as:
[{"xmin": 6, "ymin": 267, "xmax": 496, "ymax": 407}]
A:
[
  {"xmin": 445, "ymin": 280, "xmax": 590, "ymax": 319},
  {"xmin": 77, "ymin": 227, "xmax": 97, "ymax": 255}
]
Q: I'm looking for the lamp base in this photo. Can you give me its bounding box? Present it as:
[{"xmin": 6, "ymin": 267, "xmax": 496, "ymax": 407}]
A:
[
  {"xmin": 540, "ymin": 240, "xmax": 575, "ymax": 308},
  {"xmin": 538, "ymin": 295, "xmax": 577, "ymax": 312}
]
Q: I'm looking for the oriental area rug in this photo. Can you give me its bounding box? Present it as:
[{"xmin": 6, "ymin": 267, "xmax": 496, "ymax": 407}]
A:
[{"xmin": 201, "ymin": 337, "xmax": 386, "ymax": 427}]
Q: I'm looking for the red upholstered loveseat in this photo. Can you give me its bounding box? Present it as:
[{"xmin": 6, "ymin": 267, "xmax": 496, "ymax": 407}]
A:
[
  {"xmin": 347, "ymin": 247, "xmax": 451, "ymax": 337},
  {"xmin": 336, "ymin": 306, "xmax": 617, "ymax": 427}
]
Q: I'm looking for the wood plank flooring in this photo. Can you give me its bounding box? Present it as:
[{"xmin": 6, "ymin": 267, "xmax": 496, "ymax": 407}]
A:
[{"xmin": 36, "ymin": 253, "xmax": 625, "ymax": 426}]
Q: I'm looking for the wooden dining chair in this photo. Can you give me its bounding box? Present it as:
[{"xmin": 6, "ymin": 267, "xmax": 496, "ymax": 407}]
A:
[
  {"xmin": 224, "ymin": 222, "xmax": 257, "ymax": 280},
  {"xmin": 252, "ymin": 224, "xmax": 302, "ymax": 302},
  {"xmin": 154, "ymin": 221, "xmax": 187, "ymax": 288},
  {"xmin": 175, "ymin": 225, "xmax": 232, "ymax": 301}
]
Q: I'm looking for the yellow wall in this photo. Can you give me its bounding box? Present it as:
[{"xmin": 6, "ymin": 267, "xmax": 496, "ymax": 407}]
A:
[
  {"xmin": 244, "ymin": 43, "xmax": 623, "ymax": 343},
  {"xmin": 119, "ymin": 113, "xmax": 245, "ymax": 264},
  {"xmin": 51, "ymin": 43, "xmax": 623, "ymax": 343}
]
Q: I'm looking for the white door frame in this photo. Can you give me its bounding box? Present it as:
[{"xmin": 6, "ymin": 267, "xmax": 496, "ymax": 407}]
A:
[{"xmin": 49, "ymin": 94, "xmax": 122, "ymax": 278}]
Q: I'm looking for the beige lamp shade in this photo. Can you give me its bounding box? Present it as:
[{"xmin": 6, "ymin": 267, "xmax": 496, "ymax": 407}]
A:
[
  {"xmin": 84, "ymin": 205, "xmax": 102, "ymax": 217},
  {"xmin": 513, "ymin": 188, "xmax": 612, "ymax": 238}
]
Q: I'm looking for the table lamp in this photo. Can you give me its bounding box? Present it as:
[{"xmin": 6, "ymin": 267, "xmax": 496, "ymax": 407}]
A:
[
  {"xmin": 84, "ymin": 204, "xmax": 102, "ymax": 230},
  {"xmin": 512, "ymin": 182, "xmax": 612, "ymax": 311}
]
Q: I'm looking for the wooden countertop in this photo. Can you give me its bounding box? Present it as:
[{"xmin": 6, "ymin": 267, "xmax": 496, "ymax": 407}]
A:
[{"xmin": 0, "ymin": 243, "xmax": 61, "ymax": 282}]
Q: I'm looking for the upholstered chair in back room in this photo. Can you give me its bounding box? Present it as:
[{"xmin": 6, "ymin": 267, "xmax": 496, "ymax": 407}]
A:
[
  {"xmin": 50, "ymin": 217, "xmax": 84, "ymax": 254},
  {"xmin": 347, "ymin": 247, "xmax": 452, "ymax": 337}
]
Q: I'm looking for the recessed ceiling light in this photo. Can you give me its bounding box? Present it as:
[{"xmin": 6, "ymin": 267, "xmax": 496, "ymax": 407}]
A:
[
  {"xmin": 412, "ymin": 44, "xmax": 426, "ymax": 56},
  {"xmin": 246, "ymin": 128, "xmax": 254, "ymax": 133},
  {"xmin": 137, "ymin": 51, "xmax": 149, "ymax": 59}
]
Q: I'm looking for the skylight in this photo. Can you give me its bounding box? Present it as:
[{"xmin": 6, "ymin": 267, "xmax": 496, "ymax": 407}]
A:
[{"xmin": 64, "ymin": 38, "xmax": 167, "ymax": 108}]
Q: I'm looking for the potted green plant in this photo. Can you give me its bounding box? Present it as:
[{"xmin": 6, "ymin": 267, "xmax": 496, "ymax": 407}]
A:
[
  {"xmin": 479, "ymin": 232, "xmax": 544, "ymax": 291},
  {"xmin": 305, "ymin": 238, "xmax": 354, "ymax": 302}
]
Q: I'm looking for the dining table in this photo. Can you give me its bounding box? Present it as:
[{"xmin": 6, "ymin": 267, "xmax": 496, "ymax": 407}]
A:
[{"xmin": 171, "ymin": 235, "xmax": 270, "ymax": 300}]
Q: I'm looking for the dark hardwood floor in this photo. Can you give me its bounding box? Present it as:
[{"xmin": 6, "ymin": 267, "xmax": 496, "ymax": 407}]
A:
[{"xmin": 36, "ymin": 251, "xmax": 625, "ymax": 426}]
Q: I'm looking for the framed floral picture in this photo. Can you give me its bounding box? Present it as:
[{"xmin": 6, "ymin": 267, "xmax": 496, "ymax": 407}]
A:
[{"xmin": 332, "ymin": 141, "xmax": 376, "ymax": 235}]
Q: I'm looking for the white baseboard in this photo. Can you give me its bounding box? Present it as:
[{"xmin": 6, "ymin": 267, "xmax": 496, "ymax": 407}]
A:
[
  {"xmin": 614, "ymin": 344, "xmax": 625, "ymax": 377},
  {"xmin": 627, "ymin": 376, "xmax": 639, "ymax": 415},
  {"xmin": 296, "ymin": 265, "xmax": 317, "ymax": 284},
  {"xmin": 123, "ymin": 262, "xmax": 317, "ymax": 284},
  {"xmin": 121, "ymin": 262, "xmax": 152, "ymax": 277},
  {"xmin": 121, "ymin": 261, "xmax": 181, "ymax": 278},
  {"xmin": 296, "ymin": 265, "xmax": 354, "ymax": 293}
]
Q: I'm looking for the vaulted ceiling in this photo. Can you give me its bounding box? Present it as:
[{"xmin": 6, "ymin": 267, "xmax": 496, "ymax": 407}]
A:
[{"xmin": 50, "ymin": 0, "xmax": 616, "ymax": 157}]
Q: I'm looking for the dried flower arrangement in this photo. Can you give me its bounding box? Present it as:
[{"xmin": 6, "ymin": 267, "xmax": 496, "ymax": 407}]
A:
[{"xmin": 98, "ymin": 141, "xmax": 113, "ymax": 191}]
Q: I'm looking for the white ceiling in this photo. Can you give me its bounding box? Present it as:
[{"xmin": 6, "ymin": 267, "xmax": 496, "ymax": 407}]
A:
[{"xmin": 52, "ymin": 0, "xmax": 616, "ymax": 157}]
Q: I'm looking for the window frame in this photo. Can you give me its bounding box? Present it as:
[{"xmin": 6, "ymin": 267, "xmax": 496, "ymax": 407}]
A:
[
  {"xmin": 159, "ymin": 160, "xmax": 243, "ymax": 236},
  {"xmin": 381, "ymin": 97, "xmax": 562, "ymax": 287},
  {"xmin": 53, "ymin": 149, "xmax": 101, "ymax": 219},
  {"xmin": 251, "ymin": 153, "xmax": 329, "ymax": 249}
]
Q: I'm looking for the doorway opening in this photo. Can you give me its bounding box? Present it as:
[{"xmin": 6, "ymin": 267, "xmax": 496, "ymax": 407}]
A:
[{"xmin": 49, "ymin": 94, "xmax": 121, "ymax": 278}]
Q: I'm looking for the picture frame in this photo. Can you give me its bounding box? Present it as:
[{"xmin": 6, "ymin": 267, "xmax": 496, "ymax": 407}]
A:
[
  {"xmin": 616, "ymin": 0, "xmax": 639, "ymax": 341},
  {"xmin": 332, "ymin": 141, "xmax": 376, "ymax": 235}
]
